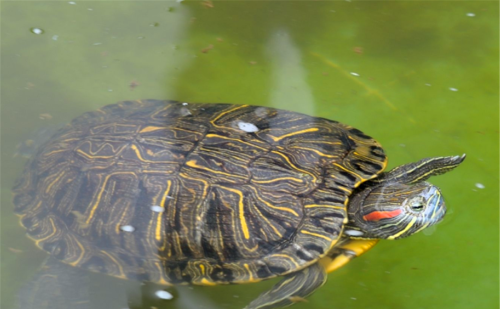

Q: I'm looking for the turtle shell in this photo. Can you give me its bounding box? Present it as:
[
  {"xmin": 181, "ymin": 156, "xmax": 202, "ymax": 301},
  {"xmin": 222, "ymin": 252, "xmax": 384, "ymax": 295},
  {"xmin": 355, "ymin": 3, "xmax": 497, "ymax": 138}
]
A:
[{"xmin": 13, "ymin": 100, "xmax": 387, "ymax": 285}]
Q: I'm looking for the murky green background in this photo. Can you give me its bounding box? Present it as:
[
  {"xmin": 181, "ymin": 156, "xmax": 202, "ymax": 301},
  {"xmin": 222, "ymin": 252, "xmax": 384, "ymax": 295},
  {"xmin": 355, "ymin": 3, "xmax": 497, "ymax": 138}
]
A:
[{"xmin": 1, "ymin": 1, "xmax": 498, "ymax": 309}]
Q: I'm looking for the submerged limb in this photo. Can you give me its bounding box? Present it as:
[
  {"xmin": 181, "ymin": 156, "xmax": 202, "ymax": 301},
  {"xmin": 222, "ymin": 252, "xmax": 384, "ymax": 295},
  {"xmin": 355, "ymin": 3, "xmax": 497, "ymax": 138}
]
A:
[
  {"xmin": 244, "ymin": 263, "xmax": 327, "ymax": 309},
  {"xmin": 17, "ymin": 256, "xmax": 91, "ymax": 309}
]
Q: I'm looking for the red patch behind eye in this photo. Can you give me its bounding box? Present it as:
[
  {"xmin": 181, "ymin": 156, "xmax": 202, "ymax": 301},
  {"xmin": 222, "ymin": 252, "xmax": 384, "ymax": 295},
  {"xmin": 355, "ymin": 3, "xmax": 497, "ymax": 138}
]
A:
[{"xmin": 363, "ymin": 209, "xmax": 403, "ymax": 221}]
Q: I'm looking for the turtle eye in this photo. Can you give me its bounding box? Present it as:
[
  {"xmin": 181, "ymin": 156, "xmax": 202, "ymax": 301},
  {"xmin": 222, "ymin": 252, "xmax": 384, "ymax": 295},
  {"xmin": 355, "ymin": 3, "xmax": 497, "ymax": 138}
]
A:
[{"xmin": 408, "ymin": 197, "xmax": 425, "ymax": 212}]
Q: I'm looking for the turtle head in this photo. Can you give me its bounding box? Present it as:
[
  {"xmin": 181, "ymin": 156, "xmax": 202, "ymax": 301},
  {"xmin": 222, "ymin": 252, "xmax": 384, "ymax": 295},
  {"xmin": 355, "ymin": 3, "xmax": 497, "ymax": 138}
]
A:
[
  {"xmin": 345, "ymin": 155, "xmax": 465, "ymax": 240},
  {"xmin": 346, "ymin": 182, "xmax": 446, "ymax": 240}
]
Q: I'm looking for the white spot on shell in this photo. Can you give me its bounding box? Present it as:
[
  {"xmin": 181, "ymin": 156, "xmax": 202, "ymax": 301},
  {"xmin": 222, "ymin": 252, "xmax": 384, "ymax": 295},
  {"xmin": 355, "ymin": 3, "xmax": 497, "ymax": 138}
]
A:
[
  {"xmin": 155, "ymin": 290, "xmax": 173, "ymax": 300},
  {"xmin": 425, "ymin": 83, "xmax": 431, "ymax": 86},
  {"xmin": 350, "ymin": 72, "xmax": 360, "ymax": 76},
  {"xmin": 475, "ymin": 183, "xmax": 485, "ymax": 189},
  {"xmin": 120, "ymin": 225, "xmax": 135, "ymax": 232},
  {"xmin": 238, "ymin": 121, "xmax": 259, "ymax": 133},
  {"xmin": 466, "ymin": 12, "xmax": 475, "ymax": 17},
  {"xmin": 344, "ymin": 230, "xmax": 364, "ymax": 237},
  {"xmin": 182, "ymin": 102, "xmax": 188, "ymax": 106},
  {"xmin": 150, "ymin": 205, "xmax": 165, "ymax": 212},
  {"xmin": 449, "ymin": 87, "xmax": 458, "ymax": 92},
  {"xmin": 68, "ymin": 1, "xmax": 76, "ymax": 4}
]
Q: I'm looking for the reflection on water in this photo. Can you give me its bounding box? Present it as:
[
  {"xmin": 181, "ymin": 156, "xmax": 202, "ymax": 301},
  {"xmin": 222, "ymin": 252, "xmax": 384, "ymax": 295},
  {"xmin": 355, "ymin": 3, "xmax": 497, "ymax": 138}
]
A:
[{"xmin": 266, "ymin": 29, "xmax": 315, "ymax": 115}]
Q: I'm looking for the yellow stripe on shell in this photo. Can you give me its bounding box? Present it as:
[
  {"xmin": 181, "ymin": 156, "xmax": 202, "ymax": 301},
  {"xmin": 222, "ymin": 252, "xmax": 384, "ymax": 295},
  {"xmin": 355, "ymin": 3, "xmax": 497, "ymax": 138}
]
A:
[
  {"xmin": 267, "ymin": 254, "xmax": 301, "ymax": 269},
  {"xmin": 248, "ymin": 201, "xmax": 283, "ymax": 238},
  {"xmin": 75, "ymin": 141, "xmax": 125, "ymax": 159},
  {"xmin": 270, "ymin": 151, "xmax": 317, "ymax": 183},
  {"xmin": 153, "ymin": 261, "xmax": 173, "ymax": 286},
  {"xmin": 155, "ymin": 180, "xmax": 172, "ymax": 242},
  {"xmin": 205, "ymin": 134, "xmax": 269, "ymax": 151},
  {"xmin": 300, "ymin": 230, "xmax": 332, "ymax": 241},
  {"xmin": 111, "ymin": 182, "xmax": 135, "ymax": 235},
  {"xmin": 44, "ymin": 171, "xmax": 66, "ymax": 194},
  {"xmin": 247, "ymin": 186, "xmax": 299, "ymax": 217},
  {"xmin": 304, "ymin": 204, "xmax": 344, "ymax": 210},
  {"xmin": 99, "ymin": 250, "xmax": 126, "ymax": 279},
  {"xmin": 252, "ymin": 177, "xmax": 304, "ymax": 184},
  {"xmin": 244, "ymin": 263, "xmax": 254, "ymax": 282},
  {"xmin": 332, "ymin": 163, "xmax": 365, "ymax": 185},
  {"xmin": 130, "ymin": 144, "xmax": 177, "ymax": 164},
  {"xmin": 33, "ymin": 217, "xmax": 58, "ymax": 246},
  {"xmin": 209, "ymin": 105, "xmax": 248, "ymax": 127},
  {"xmin": 86, "ymin": 172, "xmax": 137, "ymax": 225},
  {"xmin": 68, "ymin": 239, "xmax": 86, "ymax": 267},
  {"xmin": 288, "ymin": 145, "xmax": 340, "ymax": 158},
  {"xmin": 185, "ymin": 160, "xmax": 247, "ymax": 179},
  {"xmin": 214, "ymin": 186, "xmax": 250, "ymax": 239},
  {"xmin": 200, "ymin": 278, "xmax": 217, "ymax": 286},
  {"xmin": 43, "ymin": 149, "xmax": 69, "ymax": 156},
  {"xmin": 268, "ymin": 127, "xmax": 319, "ymax": 142},
  {"xmin": 139, "ymin": 126, "xmax": 167, "ymax": 133}
]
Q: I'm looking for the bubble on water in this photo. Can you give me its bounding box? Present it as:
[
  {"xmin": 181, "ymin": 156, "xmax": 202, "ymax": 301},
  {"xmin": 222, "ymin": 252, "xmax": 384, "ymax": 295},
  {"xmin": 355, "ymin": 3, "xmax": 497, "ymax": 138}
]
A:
[
  {"xmin": 155, "ymin": 290, "xmax": 173, "ymax": 300},
  {"xmin": 475, "ymin": 183, "xmax": 485, "ymax": 189},
  {"xmin": 30, "ymin": 28, "xmax": 44, "ymax": 35}
]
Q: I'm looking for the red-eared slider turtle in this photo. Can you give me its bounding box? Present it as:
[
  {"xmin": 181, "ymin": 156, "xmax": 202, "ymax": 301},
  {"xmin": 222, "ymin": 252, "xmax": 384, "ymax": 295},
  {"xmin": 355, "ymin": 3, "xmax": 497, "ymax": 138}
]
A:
[{"xmin": 13, "ymin": 100, "xmax": 465, "ymax": 309}]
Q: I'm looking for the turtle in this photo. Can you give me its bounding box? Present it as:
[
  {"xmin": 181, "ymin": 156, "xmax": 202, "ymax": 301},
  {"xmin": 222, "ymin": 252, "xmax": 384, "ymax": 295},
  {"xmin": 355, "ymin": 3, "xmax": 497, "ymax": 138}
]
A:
[{"xmin": 12, "ymin": 99, "xmax": 465, "ymax": 309}]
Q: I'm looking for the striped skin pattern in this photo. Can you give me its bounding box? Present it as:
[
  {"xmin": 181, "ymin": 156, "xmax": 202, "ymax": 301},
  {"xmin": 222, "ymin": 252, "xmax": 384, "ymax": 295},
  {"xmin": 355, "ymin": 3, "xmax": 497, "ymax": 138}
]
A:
[{"xmin": 12, "ymin": 100, "xmax": 387, "ymax": 286}]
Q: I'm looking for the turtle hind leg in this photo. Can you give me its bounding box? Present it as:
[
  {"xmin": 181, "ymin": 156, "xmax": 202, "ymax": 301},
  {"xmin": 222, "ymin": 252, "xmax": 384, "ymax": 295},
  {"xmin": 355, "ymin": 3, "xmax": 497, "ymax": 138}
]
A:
[
  {"xmin": 17, "ymin": 256, "xmax": 91, "ymax": 309},
  {"xmin": 244, "ymin": 263, "xmax": 327, "ymax": 309}
]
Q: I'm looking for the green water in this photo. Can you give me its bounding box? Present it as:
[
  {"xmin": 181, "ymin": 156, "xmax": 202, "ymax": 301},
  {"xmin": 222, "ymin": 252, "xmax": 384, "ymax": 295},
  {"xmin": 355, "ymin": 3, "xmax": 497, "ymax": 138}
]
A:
[{"xmin": 1, "ymin": 1, "xmax": 498, "ymax": 309}]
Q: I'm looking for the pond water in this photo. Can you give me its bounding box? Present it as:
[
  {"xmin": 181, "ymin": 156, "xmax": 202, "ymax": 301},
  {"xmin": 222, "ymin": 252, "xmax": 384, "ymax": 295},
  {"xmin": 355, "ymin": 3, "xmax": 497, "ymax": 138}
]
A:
[{"xmin": 1, "ymin": 1, "xmax": 498, "ymax": 309}]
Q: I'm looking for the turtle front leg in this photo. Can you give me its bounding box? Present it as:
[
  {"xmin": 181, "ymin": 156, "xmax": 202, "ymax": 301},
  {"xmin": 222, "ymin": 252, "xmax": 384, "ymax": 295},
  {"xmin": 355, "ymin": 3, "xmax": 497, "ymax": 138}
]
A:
[
  {"xmin": 244, "ymin": 263, "xmax": 327, "ymax": 309},
  {"xmin": 319, "ymin": 239, "xmax": 379, "ymax": 273},
  {"xmin": 244, "ymin": 239, "xmax": 379, "ymax": 309}
]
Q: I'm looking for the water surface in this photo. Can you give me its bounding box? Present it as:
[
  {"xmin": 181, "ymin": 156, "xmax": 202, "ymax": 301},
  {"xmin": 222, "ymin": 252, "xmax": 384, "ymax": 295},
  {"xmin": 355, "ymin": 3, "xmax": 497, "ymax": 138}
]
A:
[{"xmin": 1, "ymin": 1, "xmax": 498, "ymax": 309}]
